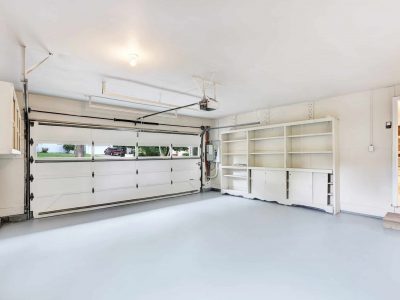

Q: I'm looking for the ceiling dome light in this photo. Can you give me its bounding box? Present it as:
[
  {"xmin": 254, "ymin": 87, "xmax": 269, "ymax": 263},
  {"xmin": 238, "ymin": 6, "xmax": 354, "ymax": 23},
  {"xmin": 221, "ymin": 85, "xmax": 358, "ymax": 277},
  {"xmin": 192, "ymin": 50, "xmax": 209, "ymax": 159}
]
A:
[{"xmin": 129, "ymin": 53, "xmax": 139, "ymax": 67}]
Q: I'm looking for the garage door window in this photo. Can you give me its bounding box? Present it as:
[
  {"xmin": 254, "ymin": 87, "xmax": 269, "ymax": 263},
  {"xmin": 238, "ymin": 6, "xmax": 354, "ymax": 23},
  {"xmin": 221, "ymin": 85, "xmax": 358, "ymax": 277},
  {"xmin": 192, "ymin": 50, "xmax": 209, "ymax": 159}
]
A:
[
  {"xmin": 94, "ymin": 145, "xmax": 135, "ymax": 159},
  {"xmin": 36, "ymin": 143, "xmax": 92, "ymax": 160},
  {"xmin": 138, "ymin": 146, "xmax": 170, "ymax": 158},
  {"xmin": 172, "ymin": 146, "xmax": 199, "ymax": 157}
]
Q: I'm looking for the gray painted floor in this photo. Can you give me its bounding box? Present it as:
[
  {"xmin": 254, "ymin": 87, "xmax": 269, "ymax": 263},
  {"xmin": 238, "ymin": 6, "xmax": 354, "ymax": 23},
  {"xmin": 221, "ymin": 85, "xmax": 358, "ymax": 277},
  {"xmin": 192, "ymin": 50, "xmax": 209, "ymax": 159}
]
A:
[{"xmin": 1, "ymin": 192, "xmax": 400, "ymax": 300}]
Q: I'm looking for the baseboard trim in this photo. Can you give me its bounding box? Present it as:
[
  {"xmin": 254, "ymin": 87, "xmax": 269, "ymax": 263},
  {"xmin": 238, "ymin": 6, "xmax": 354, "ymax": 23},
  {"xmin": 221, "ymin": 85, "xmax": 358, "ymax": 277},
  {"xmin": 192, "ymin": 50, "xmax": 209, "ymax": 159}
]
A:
[
  {"xmin": 0, "ymin": 213, "xmax": 29, "ymax": 224},
  {"xmin": 202, "ymin": 187, "xmax": 221, "ymax": 192},
  {"xmin": 341, "ymin": 210, "xmax": 383, "ymax": 220}
]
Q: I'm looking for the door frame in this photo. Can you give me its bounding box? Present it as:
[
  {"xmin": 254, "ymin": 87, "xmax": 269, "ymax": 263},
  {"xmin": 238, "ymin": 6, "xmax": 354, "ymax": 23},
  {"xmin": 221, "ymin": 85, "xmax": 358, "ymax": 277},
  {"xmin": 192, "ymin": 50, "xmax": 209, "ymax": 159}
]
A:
[{"xmin": 392, "ymin": 97, "xmax": 400, "ymax": 207}]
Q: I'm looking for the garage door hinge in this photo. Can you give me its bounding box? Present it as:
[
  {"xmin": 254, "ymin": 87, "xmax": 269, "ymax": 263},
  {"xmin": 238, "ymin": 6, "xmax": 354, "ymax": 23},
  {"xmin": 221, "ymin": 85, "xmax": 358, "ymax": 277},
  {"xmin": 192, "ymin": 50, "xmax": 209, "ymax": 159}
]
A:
[
  {"xmin": 92, "ymin": 188, "xmax": 95, "ymax": 193},
  {"xmin": 92, "ymin": 141, "xmax": 94, "ymax": 146},
  {"xmin": 29, "ymin": 156, "xmax": 34, "ymax": 163},
  {"xmin": 29, "ymin": 138, "xmax": 34, "ymax": 146},
  {"xmin": 171, "ymin": 180, "xmax": 173, "ymax": 185},
  {"xmin": 92, "ymin": 172, "xmax": 95, "ymax": 178},
  {"xmin": 171, "ymin": 167, "xmax": 173, "ymax": 172},
  {"xmin": 29, "ymin": 193, "xmax": 34, "ymax": 201},
  {"xmin": 29, "ymin": 174, "xmax": 34, "ymax": 182},
  {"xmin": 136, "ymin": 184, "xmax": 138, "ymax": 188},
  {"xmin": 136, "ymin": 169, "xmax": 138, "ymax": 175}
]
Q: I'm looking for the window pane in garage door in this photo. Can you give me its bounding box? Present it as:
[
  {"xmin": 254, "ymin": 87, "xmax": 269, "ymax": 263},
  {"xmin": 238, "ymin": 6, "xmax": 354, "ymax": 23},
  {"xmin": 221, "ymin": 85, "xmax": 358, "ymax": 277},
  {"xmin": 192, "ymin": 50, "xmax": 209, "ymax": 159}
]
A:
[
  {"xmin": 94, "ymin": 145, "xmax": 135, "ymax": 159},
  {"xmin": 172, "ymin": 146, "xmax": 199, "ymax": 157},
  {"xmin": 36, "ymin": 143, "xmax": 92, "ymax": 160},
  {"xmin": 138, "ymin": 146, "xmax": 170, "ymax": 158}
]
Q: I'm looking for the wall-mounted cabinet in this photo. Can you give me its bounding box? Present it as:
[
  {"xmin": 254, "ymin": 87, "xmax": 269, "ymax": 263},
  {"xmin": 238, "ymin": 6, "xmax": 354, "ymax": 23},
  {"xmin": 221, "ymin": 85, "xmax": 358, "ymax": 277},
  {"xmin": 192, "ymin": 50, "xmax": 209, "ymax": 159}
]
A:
[
  {"xmin": 0, "ymin": 81, "xmax": 22, "ymax": 157},
  {"xmin": 220, "ymin": 117, "xmax": 339, "ymax": 214}
]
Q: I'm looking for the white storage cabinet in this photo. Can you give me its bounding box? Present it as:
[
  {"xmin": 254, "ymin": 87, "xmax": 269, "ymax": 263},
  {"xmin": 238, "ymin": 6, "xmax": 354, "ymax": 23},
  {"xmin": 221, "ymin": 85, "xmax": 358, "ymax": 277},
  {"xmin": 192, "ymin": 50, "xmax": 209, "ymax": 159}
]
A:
[{"xmin": 221, "ymin": 117, "xmax": 339, "ymax": 214}]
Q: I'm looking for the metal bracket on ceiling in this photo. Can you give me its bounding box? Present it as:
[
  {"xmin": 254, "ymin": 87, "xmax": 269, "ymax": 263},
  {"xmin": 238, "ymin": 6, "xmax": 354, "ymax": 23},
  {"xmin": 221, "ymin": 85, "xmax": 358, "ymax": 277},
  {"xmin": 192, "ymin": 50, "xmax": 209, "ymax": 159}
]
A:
[
  {"xmin": 192, "ymin": 75, "xmax": 220, "ymax": 101},
  {"xmin": 22, "ymin": 46, "xmax": 53, "ymax": 79}
]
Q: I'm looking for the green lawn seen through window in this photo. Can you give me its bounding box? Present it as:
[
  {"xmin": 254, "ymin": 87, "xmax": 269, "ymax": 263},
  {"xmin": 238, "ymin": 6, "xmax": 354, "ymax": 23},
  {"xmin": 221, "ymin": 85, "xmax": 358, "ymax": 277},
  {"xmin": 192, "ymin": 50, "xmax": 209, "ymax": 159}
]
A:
[{"xmin": 37, "ymin": 152, "xmax": 91, "ymax": 158}]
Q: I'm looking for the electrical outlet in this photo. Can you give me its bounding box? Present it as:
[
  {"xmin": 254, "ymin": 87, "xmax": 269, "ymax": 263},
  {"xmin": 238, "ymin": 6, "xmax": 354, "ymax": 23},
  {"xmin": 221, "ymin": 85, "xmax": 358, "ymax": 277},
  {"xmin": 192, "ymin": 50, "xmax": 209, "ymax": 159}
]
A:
[{"xmin": 369, "ymin": 145, "xmax": 375, "ymax": 152}]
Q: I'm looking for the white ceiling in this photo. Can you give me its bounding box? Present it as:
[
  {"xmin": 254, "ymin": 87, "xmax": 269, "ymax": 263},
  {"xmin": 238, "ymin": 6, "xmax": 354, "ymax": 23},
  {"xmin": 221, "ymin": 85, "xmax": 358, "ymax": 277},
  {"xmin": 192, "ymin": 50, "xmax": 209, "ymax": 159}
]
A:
[{"xmin": 1, "ymin": 0, "xmax": 400, "ymax": 118}]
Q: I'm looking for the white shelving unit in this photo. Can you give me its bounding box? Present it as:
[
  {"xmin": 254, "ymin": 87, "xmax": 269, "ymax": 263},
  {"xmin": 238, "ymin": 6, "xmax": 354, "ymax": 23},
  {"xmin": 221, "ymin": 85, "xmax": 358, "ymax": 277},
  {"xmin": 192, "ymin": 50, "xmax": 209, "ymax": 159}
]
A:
[
  {"xmin": 220, "ymin": 117, "xmax": 339, "ymax": 214},
  {"xmin": 0, "ymin": 81, "xmax": 22, "ymax": 157}
]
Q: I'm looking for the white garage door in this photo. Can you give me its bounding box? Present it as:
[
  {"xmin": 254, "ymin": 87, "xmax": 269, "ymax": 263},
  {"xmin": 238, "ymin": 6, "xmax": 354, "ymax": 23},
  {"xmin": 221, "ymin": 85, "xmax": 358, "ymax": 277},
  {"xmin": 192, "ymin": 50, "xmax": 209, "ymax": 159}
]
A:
[{"xmin": 30, "ymin": 122, "xmax": 201, "ymax": 218}]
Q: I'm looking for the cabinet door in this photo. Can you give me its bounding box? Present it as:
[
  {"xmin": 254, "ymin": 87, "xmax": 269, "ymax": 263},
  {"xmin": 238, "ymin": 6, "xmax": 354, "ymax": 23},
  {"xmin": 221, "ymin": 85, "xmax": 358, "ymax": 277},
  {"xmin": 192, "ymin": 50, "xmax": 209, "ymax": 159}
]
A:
[
  {"xmin": 288, "ymin": 171, "xmax": 313, "ymax": 205},
  {"xmin": 265, "ymin": 170, "xmax": 287, "ymax": 203},
  {"xmin": 250, "ymin": 169, "xmax": 266, "ymax": 200},
  {"xmin": 312, "ymin": 173, "xmax": 329, "ymax": 207}
]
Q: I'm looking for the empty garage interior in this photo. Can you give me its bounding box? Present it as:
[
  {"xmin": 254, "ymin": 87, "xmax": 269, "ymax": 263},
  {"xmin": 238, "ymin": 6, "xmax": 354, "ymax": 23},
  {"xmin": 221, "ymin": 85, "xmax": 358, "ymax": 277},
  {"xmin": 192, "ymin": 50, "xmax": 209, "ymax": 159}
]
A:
[{"xmin": 1, "ymin": 1, "xmax": 400, "ymax": 299}]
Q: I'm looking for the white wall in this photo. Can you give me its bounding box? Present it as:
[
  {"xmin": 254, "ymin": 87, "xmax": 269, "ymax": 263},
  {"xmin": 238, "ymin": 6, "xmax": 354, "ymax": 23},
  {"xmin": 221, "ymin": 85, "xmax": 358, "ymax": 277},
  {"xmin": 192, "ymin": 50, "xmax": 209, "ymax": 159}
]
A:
[
  {"xmin": 0, "ymin": 92, "xmax": 212, "ymax": 217},
  {"xmin": 210, "ymin": 86, "xmax": 400, "ymax": 217},
  {"xmin": 2, "ymin": 87, "xmax": 399, "ymax": 218}
]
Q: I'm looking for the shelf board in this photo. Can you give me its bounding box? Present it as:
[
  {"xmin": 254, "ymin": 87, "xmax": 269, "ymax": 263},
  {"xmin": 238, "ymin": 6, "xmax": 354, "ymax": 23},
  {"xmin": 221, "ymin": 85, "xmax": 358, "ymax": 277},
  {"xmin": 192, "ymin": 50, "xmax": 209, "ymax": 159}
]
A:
[
  {"xmin": 288, "ymin": 151, "xmax": 332, "ymax": 154},
  {"xmin": 222, "ymin": 153, "xmax": 247, "ymax": 155},
  {"xmin": 247, "ymin": 166, "xmax": 333, "ymax": 173},
  {"xmin": 221, "ymin": 166, "xmax": 247, "ymax": 169},
  {"xmin": 248, "ymin": 166, "xmax": 285, "ymax": 170},
  {"xmin": 250, "ymin": 152, "xmax": 284, "ymax": 155},
  {"xmin": 222, "ymin": 139, "xmax": 247, "ymax": 143},
  {"xmin": 249, "ymin": 136, "xmax": 284, "ymax": 141},
  {"xmin": 287, "ymin": 132, "xmax": 332, "ymax": 138},
  {"xmin": 223, "ymin": 175, "xmax": 248, "ymax": 179}
]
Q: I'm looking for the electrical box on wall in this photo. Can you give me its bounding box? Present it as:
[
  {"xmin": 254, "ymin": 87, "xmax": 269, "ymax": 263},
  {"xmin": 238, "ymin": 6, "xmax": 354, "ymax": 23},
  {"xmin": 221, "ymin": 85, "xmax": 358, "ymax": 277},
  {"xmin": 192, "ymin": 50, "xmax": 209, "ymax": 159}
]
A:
[
  {"xmin": 206, "ymin": 144, "xmax": 215, "ymax": 162},
  {"xmin": 206, "ymin": 142, "xmax": 220, "ymax": 163}
]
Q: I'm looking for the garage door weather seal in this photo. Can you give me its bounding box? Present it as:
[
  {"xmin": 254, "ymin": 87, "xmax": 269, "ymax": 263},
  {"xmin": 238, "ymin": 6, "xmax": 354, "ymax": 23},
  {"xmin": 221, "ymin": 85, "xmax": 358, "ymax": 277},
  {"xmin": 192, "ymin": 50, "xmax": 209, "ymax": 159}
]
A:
[{"xmin": 38, "ymin": 190, "xmax": 199, "ymax": 216}]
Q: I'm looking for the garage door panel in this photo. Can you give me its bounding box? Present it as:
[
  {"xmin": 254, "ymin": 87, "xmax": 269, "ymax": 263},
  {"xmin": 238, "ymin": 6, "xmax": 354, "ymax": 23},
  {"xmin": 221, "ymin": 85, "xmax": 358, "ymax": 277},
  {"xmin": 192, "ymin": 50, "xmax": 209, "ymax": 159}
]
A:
[
  {"xmin": 32, "ymin": 193, "xmax": 94, "ymax": 218},
  {"xmin": 138, "ymin": 160, "xmax": 171, "ymax": 173},
  {"xmin": 172, "ymin": 180, "xmax": 200, "ymax": 193},
  {"xmin": 138, "ymin": 184, "xmax": 172, "ymax": 198},
  {"xmin": 92, "ymin": 129, "xmax": 137, "ymax": 145},
  {"xmin": 95, "ymin": 174, "xmax": 136, "ymax": 190},
  {"xmin": 172, "ymin": 159, "xmax": 200, "ymax": 171},
  {"xmin": 32, "ymin": 162, "xmax": 92, "ymax": 179},
  {"xmin": 33, "ymin": 125, "xmax": 92, "ymax": 144},
  {"xmin": 31, "ymin": 124, "xmax": 201, "ymax": 217},
  {"xmin": 33, "ymin": 177, "xmax": 93, "ymax": 197},
  {"xmin": 172, "ymin": 170, "xmax": 200, "ymax": 182},
  {"xmin": 139, "ymin": 132, "xmax": 200, "ymax": 146},
  {"xmin": 95, "ymin": 188, "xmax": 139, "ymax": 205},
  {"xmin": 93, "ymin": 161, "xmax": 136, "ymax": 175},
  {"xmin": 137, "ymin": 173, "xmax": 171, "ymax": 186}
]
